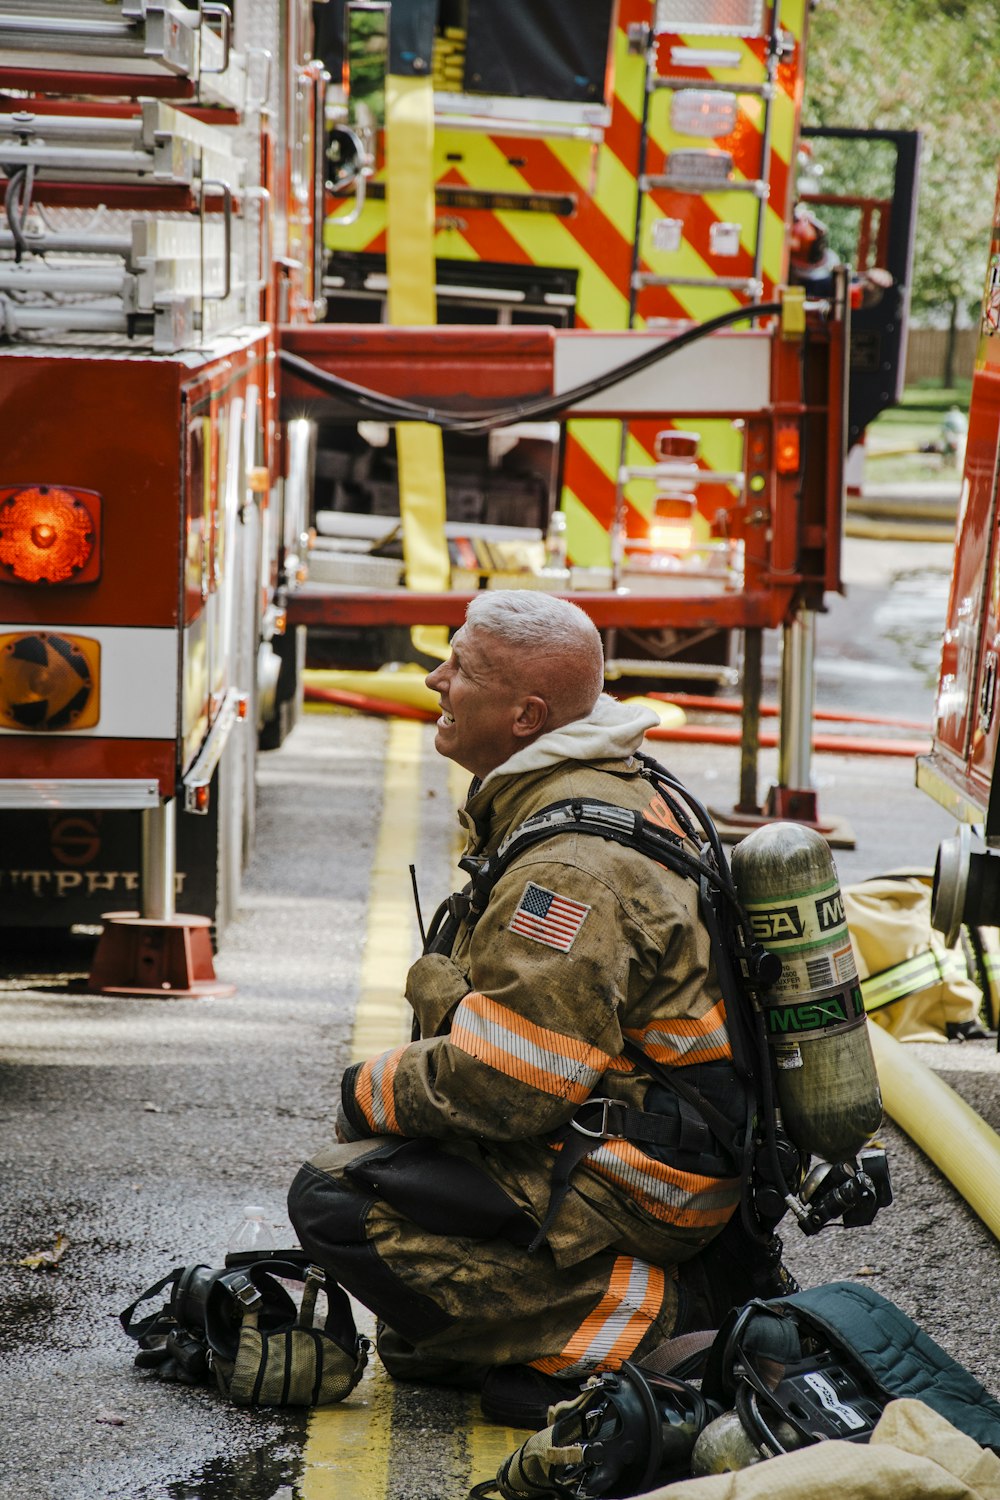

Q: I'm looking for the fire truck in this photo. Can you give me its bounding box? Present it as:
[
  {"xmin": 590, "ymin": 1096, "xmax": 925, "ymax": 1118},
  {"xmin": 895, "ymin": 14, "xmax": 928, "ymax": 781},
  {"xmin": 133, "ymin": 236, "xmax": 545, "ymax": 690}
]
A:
[
  {"xmin": 917, "ymin": 162, "xmax": 1000, "ymax": 944},
  {"xmin": 0, "ymin": 0, "xmax": 325, "ymax": 982},
  {"xmin": 280, "ymin": 0, "xmax": 916, "ymax": 825}
]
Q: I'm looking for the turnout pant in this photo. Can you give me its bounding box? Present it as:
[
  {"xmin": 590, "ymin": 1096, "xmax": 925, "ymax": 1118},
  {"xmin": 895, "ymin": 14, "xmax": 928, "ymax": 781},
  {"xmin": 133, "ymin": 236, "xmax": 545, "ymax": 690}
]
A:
[{"xmin": 288, "ymin": 1136, "xmax": 689, "ymax": 1384}]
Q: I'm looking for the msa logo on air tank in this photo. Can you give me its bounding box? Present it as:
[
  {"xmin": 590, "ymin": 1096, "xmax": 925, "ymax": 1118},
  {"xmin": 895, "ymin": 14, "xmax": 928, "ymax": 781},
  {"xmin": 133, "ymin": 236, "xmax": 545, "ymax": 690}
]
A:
[
  {"xmin": 749, "ymin": 905, "xmax": 804, "ymax": 941},
  {"xmin": 749, "ymin": 890, "xmax": 846, "ymax": 942},
  {"xmin": 766, "ymin": 991, "xmax": 860, "ymax": 1036},
  {"xmin": 816, "ymin": 892, "xmax": 846, "ymax": 931}
]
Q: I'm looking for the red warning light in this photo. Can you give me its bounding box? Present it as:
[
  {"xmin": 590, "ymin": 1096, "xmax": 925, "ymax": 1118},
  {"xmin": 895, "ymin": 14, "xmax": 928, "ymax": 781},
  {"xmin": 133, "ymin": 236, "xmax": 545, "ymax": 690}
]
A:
[
  {"xmin": 0, "ymin": 485, "xmax": 102, "ymax": 585},
  {"xmin": 775, "ymin": 423, "xmax": 801, "ymax": 475}
]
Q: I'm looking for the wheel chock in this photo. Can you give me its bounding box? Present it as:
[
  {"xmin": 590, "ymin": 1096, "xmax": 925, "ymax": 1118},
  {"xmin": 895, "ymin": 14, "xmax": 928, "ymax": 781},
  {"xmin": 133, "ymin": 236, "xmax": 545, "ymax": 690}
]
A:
[{"xmin": 87, "ymin": 911, "xmax": 235, "ymax": 997}]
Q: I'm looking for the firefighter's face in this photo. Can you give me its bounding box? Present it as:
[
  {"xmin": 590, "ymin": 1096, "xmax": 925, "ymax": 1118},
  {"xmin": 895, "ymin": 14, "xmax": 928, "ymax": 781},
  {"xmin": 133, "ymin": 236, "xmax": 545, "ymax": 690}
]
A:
[{"xmin": 425, "ymin": 626, "xmax": 547, "ymax": 778}]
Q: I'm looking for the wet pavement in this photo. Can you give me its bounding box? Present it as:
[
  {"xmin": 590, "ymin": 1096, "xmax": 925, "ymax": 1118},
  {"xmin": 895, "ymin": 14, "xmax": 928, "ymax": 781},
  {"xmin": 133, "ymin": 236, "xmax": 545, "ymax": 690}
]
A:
[{"xmin": 3, "ymin": 529, "xmax": 999, "ymax": 1499}]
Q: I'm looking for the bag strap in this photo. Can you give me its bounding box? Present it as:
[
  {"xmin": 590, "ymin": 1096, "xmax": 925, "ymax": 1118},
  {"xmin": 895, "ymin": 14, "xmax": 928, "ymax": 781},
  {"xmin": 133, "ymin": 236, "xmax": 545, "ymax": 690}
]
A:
[
  {"xmin": 233, "ymin": 1257, "xmax": 360, "ymax": 1349},
  {"xmin": 119, "ymin": 1266, "xmax": 185, "ymax": 1343}
]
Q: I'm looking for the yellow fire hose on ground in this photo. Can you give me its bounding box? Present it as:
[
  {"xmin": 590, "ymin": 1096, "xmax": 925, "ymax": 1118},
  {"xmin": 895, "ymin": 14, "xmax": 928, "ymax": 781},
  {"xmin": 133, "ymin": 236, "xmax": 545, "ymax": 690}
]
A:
[{"xmin": 869, "ymin": 1021, "xmax": 1000, "ymax": 1241}]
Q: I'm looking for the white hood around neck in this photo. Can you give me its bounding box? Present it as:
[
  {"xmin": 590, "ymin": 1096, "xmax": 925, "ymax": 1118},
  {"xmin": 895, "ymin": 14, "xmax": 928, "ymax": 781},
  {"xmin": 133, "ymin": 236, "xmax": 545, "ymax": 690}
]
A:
[{"xmin": 477, "ymin": 693, "xmax": 659, "ymax": 792}]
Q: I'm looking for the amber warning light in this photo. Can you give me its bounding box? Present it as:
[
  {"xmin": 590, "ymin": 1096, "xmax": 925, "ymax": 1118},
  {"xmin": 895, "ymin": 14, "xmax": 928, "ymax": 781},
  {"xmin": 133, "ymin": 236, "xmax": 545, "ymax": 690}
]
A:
[
  {"xmin": 0, "ymin": 631, "xmax": 100, "ymax": 731},
  {"xmin": 0, "ymin": 485, "xmax": 101, "ymax": 585}
]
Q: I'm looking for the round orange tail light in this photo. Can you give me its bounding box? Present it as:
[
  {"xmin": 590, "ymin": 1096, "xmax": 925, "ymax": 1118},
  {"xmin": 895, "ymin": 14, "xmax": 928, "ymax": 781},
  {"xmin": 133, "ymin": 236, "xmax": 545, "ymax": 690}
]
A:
[{"xmin": 0, "ymin": 485, "xmax": 100, "ymax": 584}]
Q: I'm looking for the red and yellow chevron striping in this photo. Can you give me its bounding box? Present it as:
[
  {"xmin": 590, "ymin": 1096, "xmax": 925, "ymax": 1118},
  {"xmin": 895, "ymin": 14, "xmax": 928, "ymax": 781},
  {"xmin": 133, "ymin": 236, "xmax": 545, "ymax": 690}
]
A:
[{"xmin": 325, "ymin": 0, "xmax": 809, "ymax": 567}]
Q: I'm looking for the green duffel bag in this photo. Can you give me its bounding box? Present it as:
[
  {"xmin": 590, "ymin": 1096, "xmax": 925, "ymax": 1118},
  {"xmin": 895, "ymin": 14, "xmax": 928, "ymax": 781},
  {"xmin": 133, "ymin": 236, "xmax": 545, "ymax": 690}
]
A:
[{"xmin": 698, "ymin": 1279, "xmax": 1000, "ymax": 1465}]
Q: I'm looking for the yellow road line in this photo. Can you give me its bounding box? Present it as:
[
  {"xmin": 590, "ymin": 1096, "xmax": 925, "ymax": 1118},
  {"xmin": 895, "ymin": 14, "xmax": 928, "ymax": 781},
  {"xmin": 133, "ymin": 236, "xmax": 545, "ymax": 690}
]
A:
[
  {"xmin": 351, "ymin": 720, "xmax": 426, "ymax": 1064},
  {"xmin": 301, "ymin": 1343, "xmax": 396, "ymax": 1500},
  {"xmin": 467, "ymin": 1396, "xmax": 532, "ymax": 1493},
  {"xmin": 303, "ymin": 719, "xmax": 425, "ymax": 1497}
]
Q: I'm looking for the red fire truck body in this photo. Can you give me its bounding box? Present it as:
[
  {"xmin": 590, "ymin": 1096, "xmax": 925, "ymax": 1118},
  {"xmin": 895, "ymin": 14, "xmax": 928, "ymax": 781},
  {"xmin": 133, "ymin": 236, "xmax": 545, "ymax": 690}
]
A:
[
  {"xmin": 0, "ymin": 1, "xmax": 324, "ymax": 942},
  {"xmin": 0, "ymin": 336, "xmax": 269, "ymax": 926},
  {"xmin": 0, "ymin": 1, "xmax": 918, "ymax": 950},
  {"xmin": 917, "ymin": 163, "xmax": 1000, "ymax": 937}
]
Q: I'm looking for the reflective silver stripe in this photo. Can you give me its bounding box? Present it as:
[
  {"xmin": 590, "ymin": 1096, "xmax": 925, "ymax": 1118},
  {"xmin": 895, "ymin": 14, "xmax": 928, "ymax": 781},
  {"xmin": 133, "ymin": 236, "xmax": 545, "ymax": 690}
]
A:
[
  {"xmin": 559, "ymin": 1258, "xmax": 656, "ymax": 1375},
  {"xmin": 366, "ymin": 1049, "xmax": 397, "ymax": 1132},
  {"xmin": 860, "ymin": 949, "xmax": 965, "ymax": 1011},
  {"xmin": 495, "ymin": 801, "xmax": 638, "ymax": 861},
  {"xmin": 631, "ymin": 1018, "xmax": 731, "ymax": 1062},
  {"xmin": 451, "ymin": 994, "xmax": 608, "ymax": 1099},
  {"xmin": 0, "ymin": 777, "xmax": 159, "ymax": 809},
  {"xmin": 588, "ymin": 1141, "xmax": 738, "ymax": 1218}
]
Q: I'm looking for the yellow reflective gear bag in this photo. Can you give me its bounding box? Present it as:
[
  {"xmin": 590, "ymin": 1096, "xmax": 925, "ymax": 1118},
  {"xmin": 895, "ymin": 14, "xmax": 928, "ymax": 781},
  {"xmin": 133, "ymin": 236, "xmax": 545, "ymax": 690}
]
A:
[{"xmin": 842, "ymin": 872, "xmax": 998, "ymax": 1043}]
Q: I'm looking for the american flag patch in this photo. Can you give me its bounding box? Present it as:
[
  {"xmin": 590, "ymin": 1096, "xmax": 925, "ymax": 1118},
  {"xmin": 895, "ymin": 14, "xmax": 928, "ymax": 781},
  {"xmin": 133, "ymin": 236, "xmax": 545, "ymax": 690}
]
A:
[{"xmin": 509, "ymin": 882, "xmax": 590, "ymax": 952}]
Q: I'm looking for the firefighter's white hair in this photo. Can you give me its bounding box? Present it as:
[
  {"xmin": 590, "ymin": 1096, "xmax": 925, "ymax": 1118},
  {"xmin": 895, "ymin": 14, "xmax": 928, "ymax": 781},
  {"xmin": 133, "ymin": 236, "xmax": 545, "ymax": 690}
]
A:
[{"xmin": 464, "ymin": 590, "xmax": 604, "ymax": 721}]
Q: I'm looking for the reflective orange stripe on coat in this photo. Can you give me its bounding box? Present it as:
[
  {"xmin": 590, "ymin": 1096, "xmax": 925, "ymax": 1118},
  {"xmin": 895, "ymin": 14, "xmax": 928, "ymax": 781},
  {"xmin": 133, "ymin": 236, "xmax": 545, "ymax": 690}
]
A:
[
  {"xmin": 624, "ymin": 998, "xmax": 732, "ymax": 1066},
  {"xmin": 581, "ymin": 1139, "xmax": 740, "ymax": 1230},
  {"xmin": 530, "ymin": 1255, "xmax": 670, "ymax": 1377},
  {"xmin": 354, "ymin": 1044, "xmax": 405, "ymax": 1133},
  {"xmin": 450, "ymin": 991, "xmax": 613, "ymax": 1103}
]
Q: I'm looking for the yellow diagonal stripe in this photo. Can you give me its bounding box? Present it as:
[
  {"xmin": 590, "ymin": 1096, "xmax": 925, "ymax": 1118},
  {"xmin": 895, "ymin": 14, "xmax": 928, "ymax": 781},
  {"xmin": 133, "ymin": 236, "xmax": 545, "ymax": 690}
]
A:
[
  {"xmin": 561, "ymin": 487, "xmax": 614, "ymax": 567},
  {"xmin": 325, "ymin": 193, "xmax": 386, "ymax": 251},
  {"xmin": 434, "ymin": 127, "xmax": 631, "ymax": 332}
]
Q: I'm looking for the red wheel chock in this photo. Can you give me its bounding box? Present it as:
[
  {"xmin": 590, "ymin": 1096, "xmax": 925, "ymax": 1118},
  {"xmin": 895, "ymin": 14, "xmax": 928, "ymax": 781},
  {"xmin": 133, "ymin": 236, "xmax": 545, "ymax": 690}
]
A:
[{"xmin": 87, "ymin": 911, "xmax": 235, "ymax": 997}]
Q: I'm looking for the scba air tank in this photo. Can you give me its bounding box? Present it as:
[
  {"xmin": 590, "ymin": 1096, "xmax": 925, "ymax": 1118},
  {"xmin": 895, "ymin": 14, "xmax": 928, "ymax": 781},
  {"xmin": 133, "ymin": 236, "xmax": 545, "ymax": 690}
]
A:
[{"xmin": 730, "ymin": 823, "xmax": 882, "ymax": 1163}]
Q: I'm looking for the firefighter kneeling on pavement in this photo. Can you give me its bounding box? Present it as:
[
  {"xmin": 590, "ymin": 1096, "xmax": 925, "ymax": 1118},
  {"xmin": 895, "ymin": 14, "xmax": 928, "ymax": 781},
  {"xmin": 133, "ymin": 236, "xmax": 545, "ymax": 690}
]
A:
[{"xmin": 288, "ymin": 591, "xmax": 787, "ymax": 1428}]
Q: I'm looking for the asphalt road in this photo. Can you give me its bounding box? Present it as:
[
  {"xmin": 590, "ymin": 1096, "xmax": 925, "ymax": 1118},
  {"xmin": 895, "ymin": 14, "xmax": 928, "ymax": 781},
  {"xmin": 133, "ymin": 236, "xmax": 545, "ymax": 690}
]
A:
[{"xmin": 1, "ymin": 531, "xmax": 998, "ymax": 1500}]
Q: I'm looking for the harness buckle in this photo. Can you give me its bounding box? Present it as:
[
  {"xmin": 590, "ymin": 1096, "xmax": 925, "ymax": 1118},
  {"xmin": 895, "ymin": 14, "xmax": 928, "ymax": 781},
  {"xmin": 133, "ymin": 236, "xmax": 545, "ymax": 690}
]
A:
[
  {"xmin": 571, "ymin": 1098, "xmax": 616, "ymax": 1140},
  {"xmin": 228, "ymin": 1273, "xmax": 264, "ymax": 1311}
]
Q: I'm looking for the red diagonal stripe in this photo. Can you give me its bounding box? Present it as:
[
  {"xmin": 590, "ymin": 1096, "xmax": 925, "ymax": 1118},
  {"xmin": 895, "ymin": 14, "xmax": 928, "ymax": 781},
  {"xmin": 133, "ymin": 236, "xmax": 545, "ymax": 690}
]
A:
[
  {"xmin": 434, "ymin": 165, "xmax": 535, "ymax": 266},
  {"xmin": 564, "ymin": 432, "xmax": 645, "ymax": 538},
  {"xmin": 488, "ymin": 136, "xmax": 637, "ymax": 329}
]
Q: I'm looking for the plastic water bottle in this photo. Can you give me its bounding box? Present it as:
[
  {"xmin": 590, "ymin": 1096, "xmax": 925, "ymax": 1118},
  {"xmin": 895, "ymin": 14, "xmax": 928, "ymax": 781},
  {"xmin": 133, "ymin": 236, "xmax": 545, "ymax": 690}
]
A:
[
  {"xmin": 544, "ymin": 510, "xmax": 568, "ymax": 569},
  {"xmin": 227, "ymin": 1205, "xmax": 276, "ymax": 1256}
]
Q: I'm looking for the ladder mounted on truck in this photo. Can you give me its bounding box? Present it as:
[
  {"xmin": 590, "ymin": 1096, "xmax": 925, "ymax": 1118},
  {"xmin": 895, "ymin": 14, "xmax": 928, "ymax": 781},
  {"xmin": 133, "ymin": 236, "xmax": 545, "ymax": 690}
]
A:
[
  {"xmin": 0, "ymin": 1, "xmax": 246, "ymax": 108},
  {"xmin": 0, "ymin": 99, "xmax": 251, "ymax": 348}
]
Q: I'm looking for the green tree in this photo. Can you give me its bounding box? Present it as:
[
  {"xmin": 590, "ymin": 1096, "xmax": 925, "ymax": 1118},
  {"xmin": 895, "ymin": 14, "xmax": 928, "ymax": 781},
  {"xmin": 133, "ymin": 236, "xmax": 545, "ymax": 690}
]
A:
[{"xmin": 804, "ymin": 0, "xmax": 998, "ymax": 325}]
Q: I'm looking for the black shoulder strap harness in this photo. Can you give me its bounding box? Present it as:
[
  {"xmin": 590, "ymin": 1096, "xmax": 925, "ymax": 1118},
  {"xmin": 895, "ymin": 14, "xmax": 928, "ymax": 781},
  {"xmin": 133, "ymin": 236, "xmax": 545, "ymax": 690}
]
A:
[{"xmin": 424, "ymin": 752, "xmax": 786, "ymax": 1250}]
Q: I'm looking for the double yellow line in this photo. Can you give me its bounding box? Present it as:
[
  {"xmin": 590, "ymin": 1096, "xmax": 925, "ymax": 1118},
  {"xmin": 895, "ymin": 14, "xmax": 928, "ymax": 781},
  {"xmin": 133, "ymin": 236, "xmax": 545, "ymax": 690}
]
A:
[{"xmin": 301, "ymin": 721, "xmax": 524, "ymax": 1498}]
